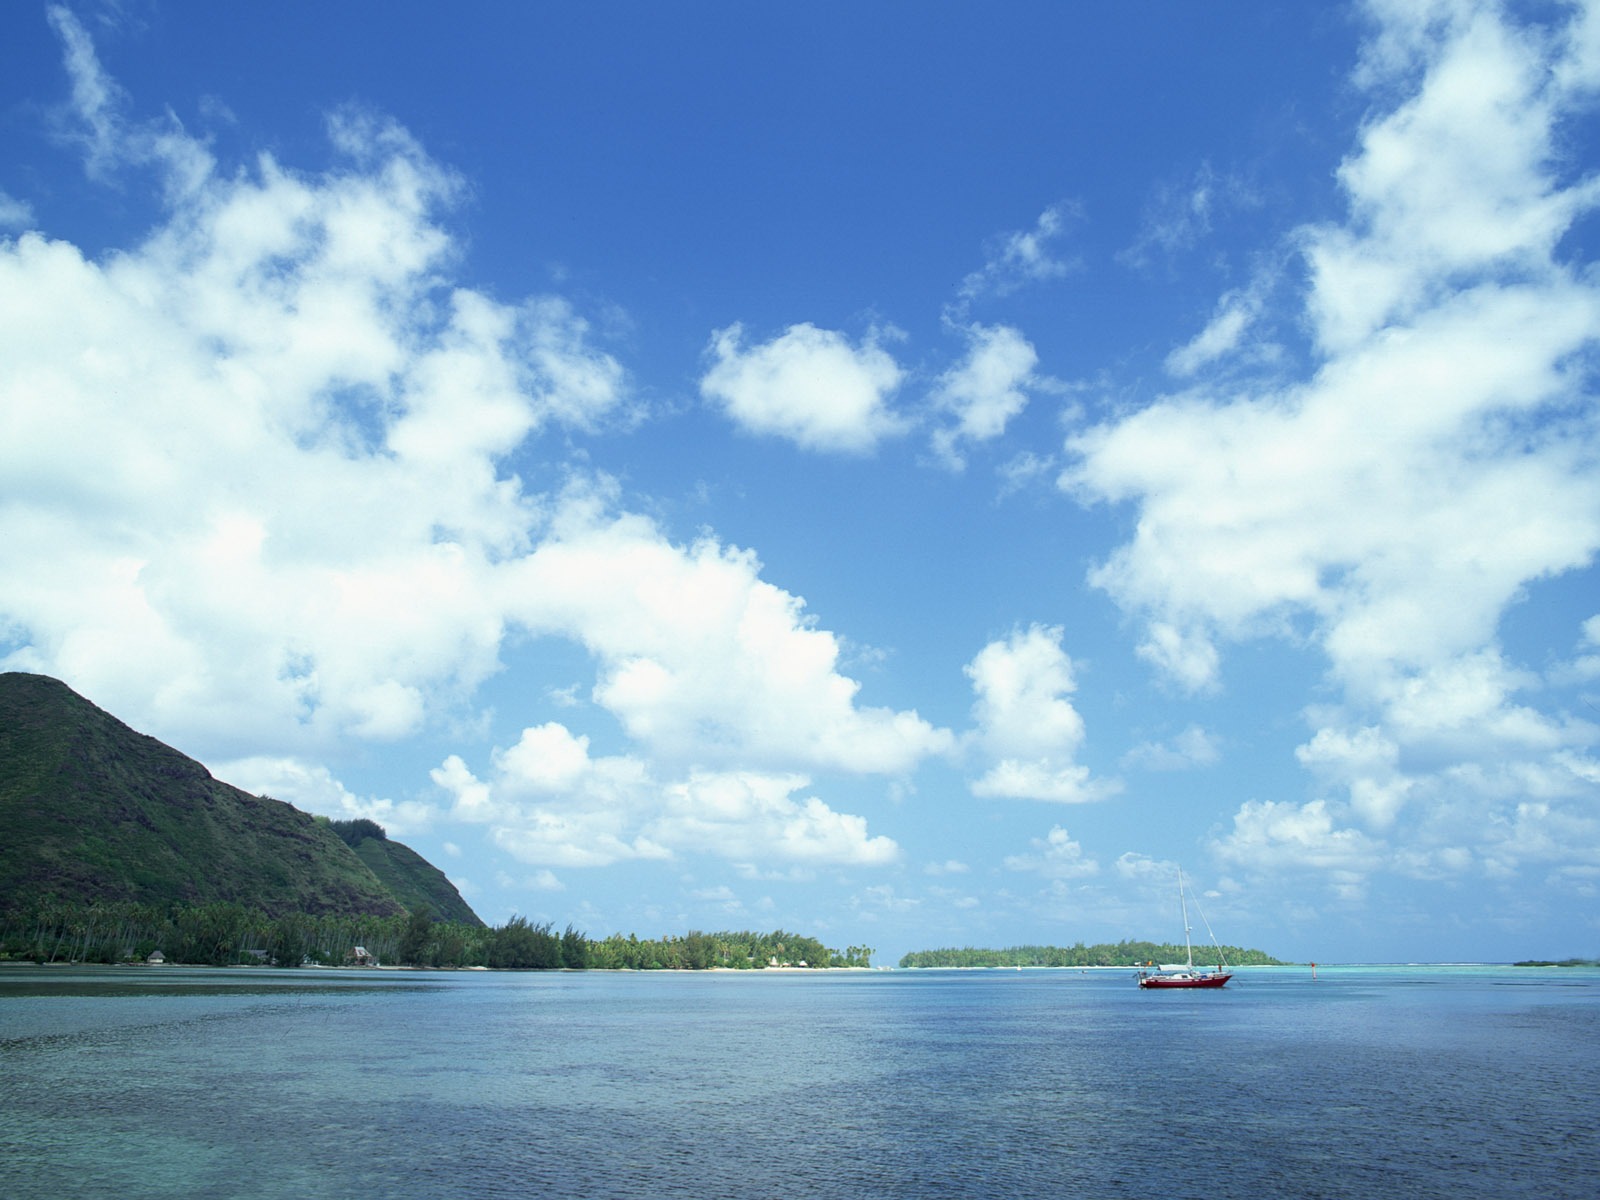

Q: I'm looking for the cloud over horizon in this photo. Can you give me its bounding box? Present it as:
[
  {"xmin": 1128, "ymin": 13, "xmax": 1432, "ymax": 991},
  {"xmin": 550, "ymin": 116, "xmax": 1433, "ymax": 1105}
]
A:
[
  {"xmin": 0, "ymin": 8, "xmax": 947, "ymax": 874},
  {"xmin": 1065, "ymin": 0, "xmax": 1600, "ymax": 889},
  {"xmin": 2, "ymin": 0, "xmax": 1597, "ymax": 960}
]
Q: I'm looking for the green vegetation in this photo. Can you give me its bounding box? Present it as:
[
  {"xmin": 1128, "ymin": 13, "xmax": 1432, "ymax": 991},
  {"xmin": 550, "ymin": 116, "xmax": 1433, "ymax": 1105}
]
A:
[
  {"xmin": 0, "ymin": 672, "xmax": 476, "ymax": 924},
  {"xmin": 0, "ymin": 897, "xmax": 427, "ymax": 967},
  {"xmin": 0, "ymin": 674, "xmax": 868, "ymax": 973},
  {"xmin": 586, "ymin": 930, "xmax": 872, "ymax": 970},
  {"xmin": 898, "ymin": 941, "xmax": 1286, "ymax": 969},
  {"xmin": 0, "ymin": 900, "xmax": 867, "ymax": 971},
  {"xmin": 1513, "ymin": 958, "xmax": 1599, "ymax": 967},
  {"xmin": 326, "ymin": 817, "xmax": 483, "ymax": 926}
]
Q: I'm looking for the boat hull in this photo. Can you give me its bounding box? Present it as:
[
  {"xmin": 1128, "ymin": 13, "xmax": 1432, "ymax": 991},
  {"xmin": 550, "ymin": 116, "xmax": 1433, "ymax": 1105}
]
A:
[{"xmin": 1138, "ymin": 972, "xmax": 1232, "ymax": 989}]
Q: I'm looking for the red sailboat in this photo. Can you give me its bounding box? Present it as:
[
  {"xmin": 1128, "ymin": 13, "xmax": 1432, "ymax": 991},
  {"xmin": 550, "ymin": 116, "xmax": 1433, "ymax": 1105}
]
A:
[{"xmin": 1137, "ymin": 868, "xmax": 1232, "ymax": 989}]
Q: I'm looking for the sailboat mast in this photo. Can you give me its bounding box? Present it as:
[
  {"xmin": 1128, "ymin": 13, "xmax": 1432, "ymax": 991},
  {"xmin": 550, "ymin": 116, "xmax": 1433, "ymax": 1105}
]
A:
[{"xmin": 1179, "ymin": 867, "xmax": 1194, "ymax": 969}]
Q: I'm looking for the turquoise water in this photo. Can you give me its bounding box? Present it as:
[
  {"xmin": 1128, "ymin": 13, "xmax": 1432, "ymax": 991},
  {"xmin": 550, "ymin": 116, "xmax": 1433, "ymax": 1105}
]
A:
[{"xmin": 2, "ymin": 964, "xmax": 1597, "ymax": 1199}]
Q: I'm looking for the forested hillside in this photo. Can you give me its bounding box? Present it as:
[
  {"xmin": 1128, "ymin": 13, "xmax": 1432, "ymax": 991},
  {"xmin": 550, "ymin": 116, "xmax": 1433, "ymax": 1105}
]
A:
[
  {"xmin": 0, "ymin": 673, "xmax": 871, "ymax": 972},
  {"xmin": 0, "ymin": 672, "xmax": 475, "ymax": 923},
  {"xmin": 329, "ymin": 818, "xmax": 483, "ymax": 926}
]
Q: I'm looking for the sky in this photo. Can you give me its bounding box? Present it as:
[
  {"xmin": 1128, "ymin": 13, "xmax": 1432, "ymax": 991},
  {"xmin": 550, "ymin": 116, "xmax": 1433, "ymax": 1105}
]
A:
[{"xmin": 3, "ymin": 1, "xmax": 1599, "ymax": 966}]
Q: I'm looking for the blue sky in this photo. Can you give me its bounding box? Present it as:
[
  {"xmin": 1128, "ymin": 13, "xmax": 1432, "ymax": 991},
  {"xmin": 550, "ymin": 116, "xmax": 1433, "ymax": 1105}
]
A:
[{"xmin": 4, "ymin": 1, "xmax": 1599, "ymax": 965}]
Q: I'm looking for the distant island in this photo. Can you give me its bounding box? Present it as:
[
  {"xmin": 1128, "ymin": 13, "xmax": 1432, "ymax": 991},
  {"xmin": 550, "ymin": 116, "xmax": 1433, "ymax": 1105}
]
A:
[
  {"xmin": 1512, "ymin": 958, "xmax": 1599, "ymax": 967},
  {"xmin": 899, "ymin": 942, "xmax": 1286, "ymax": 969},
  {"xmin": 0, "ymin": 671, "xmax": 866, "ymax": 971}
]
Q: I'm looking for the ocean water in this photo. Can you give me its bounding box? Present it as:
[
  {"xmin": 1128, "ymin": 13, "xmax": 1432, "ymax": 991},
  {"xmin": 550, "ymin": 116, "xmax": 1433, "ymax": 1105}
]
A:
[{"xmin": 2, "ymin": 964, "xmax": 1597, "ymax": 1199}]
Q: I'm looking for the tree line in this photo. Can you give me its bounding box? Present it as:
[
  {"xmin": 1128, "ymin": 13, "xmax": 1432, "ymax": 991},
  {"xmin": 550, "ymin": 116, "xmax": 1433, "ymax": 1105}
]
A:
[
  {"xmin": 585, "ymin": 930, "xmax": 872, "ymax": 970},
  {"xmin": 898, "ymin": 940, "xmax": 1285, "ymax": 969},
  {"xmin": 0, "ymin": 898, "xmax": 871, "ymax": 970}
]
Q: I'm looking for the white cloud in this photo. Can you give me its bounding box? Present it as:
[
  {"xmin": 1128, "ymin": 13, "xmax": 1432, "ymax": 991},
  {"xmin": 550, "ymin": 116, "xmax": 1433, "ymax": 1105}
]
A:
[
  {"xmin": 0, "ymin": 191, "xmax": 32, "ymax": 230},
  {"xmin": 1122, "ymin": 725, "xmax": 1221, "ymax": 772},
  {"xmin": 494, "ymin": 868, "xmax": 566, "ymax": 893},
  {"xmin": 1112, "ymin": 852, "xmax": 1174, "ymax": 884},
  {"xmin": 1120, "ymin": 161, "xmax": 1260, "ymax": 270},
  {"xmin": 854, "ymin": 883, "xmax": 921, "ymax": 914},
  {"xmin": 965, "ymin": 624, "xmax": 1118, "ymax": 803},
  {"xmin": 507, "ymin": 489, "xmax": 954, "ymax": 775},
  {"xmin": 655, "ymin": 770, "xmax": 900, "ymax": 866},
  {"xmin": 495, "ymin": 723, "xmax": 599, "ymax": 794},
  {"xmin": 217, "ymin": 755, "xmax": 438, "ymax": 837},
  {"xmin": 997, "ymin": 450, "xmax": 1058, "ymax": 498},
  {"xmin": 1370, "ymin": 650, "xmax": 1578, "ymax": 756},
  {"xmin": 1212, "ymin": 798, "xmax": 1385, "ymax": 879},
  {"xmin": 46, "ymin": 6, "xmax": 212, "ymax": 195},
  {"xmin": 431, "ymin": 728, "xmax": 901, "ymax": 870},
  {"xmin": 1165, "ymin": 284, "xmax": 1278, "ymax": 377},
  {"xmin": 969, "ymin": 625, "xmax": 1084, "ymax": 756},
  {"xmin": 1064, "ymin": 0, "xmax": 1600, "ymax": 881},
  {"xmin": 1559, "ymin": 614, "xmax": 1600, "ymax": 683},
  {"xmin": 0, "ymin": 30, "xmax": 628, "ymax": 760},
  {"xmin": 1313, "ymin": 0, "xmax": 1600, "ymax": 355},
  {"xmin": 2, "ymin": 16, "xmax": 953, "ymax": 883},
  {"xmin": 432, "ymin": 725, "xmax": 668, "ymax": 869},
  {"xmin": 929, "ymin": 323, "xmax": 1039, "ymax": 469},
  {"xmin": 957, "ymin": 204, "xmax": 1079, "ymax": 303},
  {"xmin": 1480, "ymin": 798, "xmax": 1600, "ymax": 876},
  {"xmin": 1295, "ymin": 725, "xmax": 1412, "ymax": 829},
  {"xmin": 1004, "ymin": 825, "xmax": 1100, "ymax": 879},
  {"xmin": 1135, "ymin": 622, "xmax": 1222, "ymax": 695},
  {"xmin": 699, "ymin": 322, "xmax": 907, "ymax": 453}
]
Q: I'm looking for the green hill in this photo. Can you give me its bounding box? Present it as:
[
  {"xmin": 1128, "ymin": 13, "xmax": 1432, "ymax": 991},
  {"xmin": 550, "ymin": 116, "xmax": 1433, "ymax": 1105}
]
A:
[
  {"xmin": 0, "ymin": 672, "xmax": 478, "ymax": 924},
  {"xmin": 329, "ymin": 817, "xmax": 483, "ymax": 926}
]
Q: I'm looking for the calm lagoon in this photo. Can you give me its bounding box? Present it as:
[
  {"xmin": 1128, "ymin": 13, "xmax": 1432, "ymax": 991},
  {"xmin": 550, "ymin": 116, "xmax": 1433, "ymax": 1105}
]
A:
[{"xmin": 2, "ymin": 963, "xmax": 1597, "ymax": 1199}]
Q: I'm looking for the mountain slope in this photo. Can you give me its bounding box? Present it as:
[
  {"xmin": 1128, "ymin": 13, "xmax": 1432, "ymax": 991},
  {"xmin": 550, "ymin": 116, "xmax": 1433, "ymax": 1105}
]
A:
[
  {"xmin": 0, "ymin": 672, "xmax": 473, "ymax": 922},
  {"xmin": 332, "ymin": 819, "xmax": 484, "ymax": 926}
]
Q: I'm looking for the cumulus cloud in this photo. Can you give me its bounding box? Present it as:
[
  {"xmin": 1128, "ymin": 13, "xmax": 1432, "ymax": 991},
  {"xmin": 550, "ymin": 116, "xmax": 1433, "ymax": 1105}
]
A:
[
  {"xmin": 699, "ymin": 322, "xmax": 907, "ymax": 453},
  {"xmin": 929, "ymin": 323, "xmax": 1040, "ymax": 469},
  {"xmin": 655, "ymin": 770, "xmax": 900, "ymax": 866},
  {"xmin": 433, "ymin": 739, "xmax": 667, "ymax": 868},
  {"xmin": 504, "ymin": 487, "xmax": 954, "ymax": 775},
  {"xmin": 217, "ymin": 754, "xmax": 438, "ymax": 837},
  {"xmin": 1212, "ymin": 798, "xmax": 1385, "ymax": 879},
  {"xmin": 1295, "ymin": 725, "xmax": 1412, "ymax": 828},
  {"xmin": 432, "ymin": 736, "xmax": 899, "ymax": 869},
  {"xmin": 2, "ymin": 12, "xmax": 950, "ymax": 880},
  {"xmin": 1309, "ymin": 0, "xmax": 1600, "ymax": 356},
  {"xmin": 1064, "ymin": 0, "xmax": 1600, "ymax": 882},
  {"xmin": 1, "ymin": 16, "xmax": 631, "ymax": 760},
  {"xmin": 965, "ymin": 624, "xmax": 1118, "ymax": 803}
]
